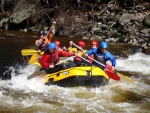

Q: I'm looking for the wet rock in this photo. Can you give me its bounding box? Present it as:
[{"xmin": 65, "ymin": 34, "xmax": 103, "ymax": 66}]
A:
[
  {"xmin": 0, "ymin": 18, "xmax": 9, "ymax": 29},
  {"xmin": 140, "ymin": 28, "xmax": 150, "ymax": 34},
  {"xmin": 9, "ymin": 0, "xmax": 37, "ymax": 24},
  {"xmin": 119, "ymin": 13, "xmax": 135, "ymax": 23},
  {"xmin": 142, "ymin": 14, "xmax": 150, "ymax": 28}
]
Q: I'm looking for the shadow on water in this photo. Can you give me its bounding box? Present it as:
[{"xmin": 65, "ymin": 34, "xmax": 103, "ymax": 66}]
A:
[
  {"xmin": 111, "ymin": 90, "xmax": 144, "ymax": 103},
  {"xmin": 0, "ymin": 30, "xmax": 37, "ymax": 79}
]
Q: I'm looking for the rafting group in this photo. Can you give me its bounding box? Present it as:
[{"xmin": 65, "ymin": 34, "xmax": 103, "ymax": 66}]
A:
[{"xmin": 22, "ymin": 21, "xmax": 133, "ymax": 87}]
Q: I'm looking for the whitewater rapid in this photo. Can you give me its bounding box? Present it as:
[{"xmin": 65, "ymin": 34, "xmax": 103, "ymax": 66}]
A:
[{"xmin": 0, "ymin": 53, "xmax": 149, "ymax": 113}]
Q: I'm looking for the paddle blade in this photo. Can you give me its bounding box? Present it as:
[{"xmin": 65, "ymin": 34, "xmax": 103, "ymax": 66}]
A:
[
  {"xmin": 105, "ymin": 69, "xmax": 120, "ymax": 81},
  {"xmin": 21, "ymin": 49, "xmax": 38, "ymax": 56},
  {"xmin": 117, "ymin": 72, "xmax": 134, "ymax": 82},
  {"xmin": 27, "ymin": 70, "xmax": 45, "ymax": 80}
]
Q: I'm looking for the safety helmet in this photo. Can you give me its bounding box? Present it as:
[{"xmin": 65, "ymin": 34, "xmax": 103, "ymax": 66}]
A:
[
  {"xmin": 38, "ymin": 29, "xmax": 45, "ymax": 36},
  {"xmin": 54, "ymin": 40, "xmax": 60, "ymax": 46},
  {"xmin": 91, "ymin": 40, "xmax": 98, "ymax": 46},
  {"xmin": 100, "ymin": 41, "xmax": 108, "ymax": 48},
  {"xmin": 78, "ymin": 41, "xmax": 86, "ymax": 48},
  {"xmin": 48, "ymin": 42, "xmax": 56, "ymax": 50}
]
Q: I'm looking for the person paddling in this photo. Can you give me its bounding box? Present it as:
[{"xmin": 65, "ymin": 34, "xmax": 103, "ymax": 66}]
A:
[
  {"xmin": 85, "ymin": 41, "xmax": 116, "ymax": 72},
  {"xmin": 86, "ymin": 40, "xmax": 99, "ymax": 63},
  {"xmin": 69, "ymin": 40, "xmax": 91, "ymax": 66},
  {"xmin": 39, "ymin": 42, "xmax": 75, "ymax": 74},
  {"xmin": 54, "ymin": 40, "xmax": 63, "ymax": 51},
  {"xmin": 35, "ymin": 21, "xmax": 56, "ymax": 52}
]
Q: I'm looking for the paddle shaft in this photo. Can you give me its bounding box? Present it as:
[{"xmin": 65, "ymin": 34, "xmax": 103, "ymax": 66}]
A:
[
  {"xmin": 27, "ymin": 56, "xmax": 75, "ymax": 80},
  {"xmin": 72, "ymin": 42, "xmax": 135, "ymax": 82},
  {"xmin": 55, "ymin": 56, "xmax": 76, "ymax": 66},
  {"xmin": 71, "ymin": 42, "xmax": 106, "ymax": 67},
  {"xmin": 77, "ymin": 55, "xmax": 91, "ymax": 64},
  {"xmin": 71, "ymin": 42, "xmax": 121, "ymax": 81},
  {"xmin": 45, "ymin": 22, "xmax": 55, "ymax": 37}
]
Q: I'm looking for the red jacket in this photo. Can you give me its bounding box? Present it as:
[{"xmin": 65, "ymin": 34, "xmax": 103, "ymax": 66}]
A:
[{"xmin": 40, "ymin": 49, "xmax": 74, "ymax": 69}]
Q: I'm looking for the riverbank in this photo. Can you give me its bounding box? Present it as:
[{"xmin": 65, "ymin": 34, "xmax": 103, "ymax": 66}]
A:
[{"xmin": 0, "ymin": 0, "xmax": 149, "ymax": 54}]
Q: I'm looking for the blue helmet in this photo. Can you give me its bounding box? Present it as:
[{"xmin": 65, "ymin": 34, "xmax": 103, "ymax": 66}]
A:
[
  {"xmin": 100, "ymin": 41, "xmax": 108, "ymax": 48},
  {"xmin": 48, "ymin": 42, "xmax": 56, "ymax": 50}
]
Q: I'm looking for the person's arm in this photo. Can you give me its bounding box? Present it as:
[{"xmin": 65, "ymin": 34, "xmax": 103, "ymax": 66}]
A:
[
  {"xmin": 58, "ymin": 50, "xmax": 75, "ymax": 57},
  {"xmin": 35, "ymin": 37, "xmax": 45, "ymax": 46},
  {"xmin": 85, "ymin": 49, "xmax": 92, "ymax": 55},
  {"xmin": 46, "ymin": 26, "xmax": 55, "ymax": 43},
  {"xmin": 110, "ymin": 57, "xmax": 116, "ymax": 72},
  {"xmin": 105, "ymin": 52, "xmax": 116, "ymax": 71},
  {"xmin": 85, "ymin": 48, "xmax": 97, "ymax": 56}
]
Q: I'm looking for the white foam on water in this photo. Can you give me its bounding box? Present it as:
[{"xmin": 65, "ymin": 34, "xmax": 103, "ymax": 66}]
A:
[
  {"xmin": 0, "ymin": 53, "xmax": 149, "ymax": 112},
  {"xmin": 116, "ymin": 53, "xmax": 150, "ymax": 75}
]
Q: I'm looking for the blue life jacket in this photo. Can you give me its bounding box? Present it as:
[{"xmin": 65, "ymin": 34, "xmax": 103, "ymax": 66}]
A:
[{"xmin": 86, "ymin": 48, "xmax": 116, "ymax": 69}]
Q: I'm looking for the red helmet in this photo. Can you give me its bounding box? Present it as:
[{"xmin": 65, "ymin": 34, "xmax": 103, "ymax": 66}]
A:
[
  {"xmin": 91, "ymin": 40, "xmax": 98, "ymax": 46},
  {"xmin": 54, "ymin": 40, "xmax": 60, "ymax": 46},
  {"xmin": 78, "ymin": 41, "xmax": 86, "ymax": 48}
]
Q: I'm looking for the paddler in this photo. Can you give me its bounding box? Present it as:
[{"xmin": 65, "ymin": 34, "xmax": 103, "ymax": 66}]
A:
[
  {"xmin": 85, "ymin": 41, "xmax": 116, "ymax": 72},
  {"xmin": 68, "ymin": 40, "xmax": 91, "ymax": 66},
  {"xmin": 40, "ymin": 42, "xmax": 75, "ymax": 74},
  {"xmin": 35, "ymin": 21, "xmax": 56, "ymax": 52}
]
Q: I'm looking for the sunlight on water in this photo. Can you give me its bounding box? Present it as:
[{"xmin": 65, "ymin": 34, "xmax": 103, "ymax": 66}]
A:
[{"xmin": 116, "ymin": 53, "xmax": 150, "ymax": 75}]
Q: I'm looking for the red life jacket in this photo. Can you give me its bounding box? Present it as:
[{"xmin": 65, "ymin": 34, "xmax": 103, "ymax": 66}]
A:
[
  {"xmin": 40, "ymin": 50, "xmax": 59, "ymax": 69},
  {"xmin": 74, "ymin": 51, "xmax": 83, "ymax": 61},
  {"xmin": 40, "ymin": 49, "xmax": 74, "ymax": 69}
]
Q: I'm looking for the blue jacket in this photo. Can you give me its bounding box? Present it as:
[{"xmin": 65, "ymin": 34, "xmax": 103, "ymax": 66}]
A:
[{"xmin": 86, "ymin": 48, "xmax": 116, "ymax": 68}]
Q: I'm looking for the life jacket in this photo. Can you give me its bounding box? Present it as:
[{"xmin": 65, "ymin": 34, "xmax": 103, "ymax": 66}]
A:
[
  {"xmin": 68, "ymin": 46, "xmax": 77, "ymax": 53},
  {"xmin": 87, "ymin": 54, "xmax": 94, "ymax": 63},
  {"xmin": 40, "ymin": 50, "xmax": 59, "ymax": 69},
  {"xmin": 49, "ymin": 50, "xmax": 59, "ymax": 65},
  {"xmin": 38, "ymin": 38, "xmax": 46, "ymax": 50},
  {"xmin": 74, "ymin": 50, "xmax": 86, "ymax": 61},
  {"xmin": 40, "ymin": 49, "xmax": 74, "ymax": 69},
  {"xmin": 36, "ymin": 36, "xmax": 50, "ymax": 51}
]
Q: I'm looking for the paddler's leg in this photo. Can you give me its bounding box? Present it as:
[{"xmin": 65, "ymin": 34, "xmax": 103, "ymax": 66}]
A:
[{"xmin": 45, "ymin": 64, "xmax": 64, "ymax": 74}]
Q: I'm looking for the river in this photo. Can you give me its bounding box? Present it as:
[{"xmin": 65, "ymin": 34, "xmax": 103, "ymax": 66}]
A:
[{"xmin": 0, "ymin": 30, "xmax": 149, "ymax": 113}]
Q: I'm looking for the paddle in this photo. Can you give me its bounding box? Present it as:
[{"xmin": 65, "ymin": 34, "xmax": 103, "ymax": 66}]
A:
[
  {"xmin": 77, "ymin": 53, "xmax": 120, "ymax": 80},
  {"xmin": 28, "ymin": 53, "xmax": 38, "ymax": 64},
  {"xmin": 27, "ymin": 56, "xmax": 76, "ymax": 80},
  {"xmin": 117, "ymin": 72, "xmax": 134, "ymax": 82},
  {"xmin": 21, "ymin": 49, "xmax": 39, "ymax": 65},
  {"xmin": 71, "ymin": 42, "xmax": 134, "ymax": 82},
  {"xmin": 78, "ymin": 56, "xmax": 124, "ymax": 80},
  {"xmin": 21, "ymin": 49, "xmax": 38, "ymax": 56},
  {"xmin": 106, "ymin": 63, "xmax": 134, "ymax": 82},
  {"xmin": 21, "ymin": 22, "xmax": 55, "ymax": 56},
  {"xmin": 70, "ymin": 42, "xmax": 120, "ymax": 81}
]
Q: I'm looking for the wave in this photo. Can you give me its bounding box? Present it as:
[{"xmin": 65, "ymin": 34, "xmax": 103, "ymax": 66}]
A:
[{"xmin": 116, "ymin": 53, "xmax": 150, "ymax": 75}]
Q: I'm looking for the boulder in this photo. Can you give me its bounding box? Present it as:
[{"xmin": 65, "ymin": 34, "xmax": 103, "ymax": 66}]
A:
[{"xmin": 142, "ymin": 14, "xmax": 150, "ymax": 28}]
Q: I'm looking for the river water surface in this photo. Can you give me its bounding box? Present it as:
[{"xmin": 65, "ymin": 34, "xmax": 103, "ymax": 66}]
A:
[{"xmin": 0, "ymin": 30, "xmax": 149, "ymax": 113}]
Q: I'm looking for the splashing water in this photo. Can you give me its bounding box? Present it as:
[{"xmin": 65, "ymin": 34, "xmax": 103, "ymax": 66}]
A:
[
  {"xmin": 0, "ymin": 53, "xmax": 150, "ymax": 113},
  {"xmin": 117, "ymin": 53, "xmax": 150, "ymax": 75}
]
